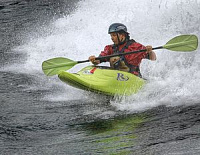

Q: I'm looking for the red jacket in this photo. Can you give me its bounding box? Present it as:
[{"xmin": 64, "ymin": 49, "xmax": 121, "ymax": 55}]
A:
[{"xmin": 99, "ymin": 40, "xmax": 149, "ymax": 77}]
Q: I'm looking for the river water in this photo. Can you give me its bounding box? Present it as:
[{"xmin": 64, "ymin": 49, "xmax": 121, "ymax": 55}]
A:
[{"xmin": 0, "ymin": 0, "xmax": 200, "ymax": 154}]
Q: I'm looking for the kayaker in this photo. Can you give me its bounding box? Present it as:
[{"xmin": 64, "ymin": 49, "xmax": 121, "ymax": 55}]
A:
[{"xmin": 88, "ymin": 23, "xmax": 156, "ymax": 77}]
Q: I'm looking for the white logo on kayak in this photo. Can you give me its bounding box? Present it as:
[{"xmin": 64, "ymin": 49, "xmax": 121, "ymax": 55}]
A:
[
  {"xmin": 117, "ymin": 73, "xmax": 129, "ymax": 81},
  {"xmin": 83, "ymin": 70, "xmax": 92, "ymax": 74}
]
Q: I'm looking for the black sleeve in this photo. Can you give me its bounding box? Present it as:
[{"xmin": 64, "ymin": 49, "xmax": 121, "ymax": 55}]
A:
[{"xmin": 145, "ymin": 53, "xmax": 150, "ymax": 59}]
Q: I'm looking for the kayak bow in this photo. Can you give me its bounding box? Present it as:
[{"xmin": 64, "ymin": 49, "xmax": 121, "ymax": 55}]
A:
[{"xmin": 58, "ymin": 66, "xmax": 146, "ymax": 96}]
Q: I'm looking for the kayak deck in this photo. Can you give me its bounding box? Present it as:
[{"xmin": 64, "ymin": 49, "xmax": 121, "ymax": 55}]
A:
[{"xmin": 58, "ymin": 66, "xmax": 145, "ymax": 96}]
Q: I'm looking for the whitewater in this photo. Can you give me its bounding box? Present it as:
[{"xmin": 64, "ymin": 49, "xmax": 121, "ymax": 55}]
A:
[{"xmin": 4, "ymin": 0, "xmax": 200, "ymax": 112}]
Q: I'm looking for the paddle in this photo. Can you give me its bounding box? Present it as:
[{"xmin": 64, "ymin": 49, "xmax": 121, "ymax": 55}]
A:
[{"xmin": 42, "ymin": 34, "xmax": 198, "ymax": 76}]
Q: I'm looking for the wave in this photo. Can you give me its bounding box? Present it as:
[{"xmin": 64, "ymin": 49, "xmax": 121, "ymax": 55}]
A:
[{"xmin": 6, "ymin": 0, "xmax": 200, "ymax": 111}]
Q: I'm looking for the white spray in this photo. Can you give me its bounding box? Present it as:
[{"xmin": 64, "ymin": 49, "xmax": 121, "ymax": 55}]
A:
[{"xmin": 6, "ymin": 0, "xmax": 200, "ymax": 111}]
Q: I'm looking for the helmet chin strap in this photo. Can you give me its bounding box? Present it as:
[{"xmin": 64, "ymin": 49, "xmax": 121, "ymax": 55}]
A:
[{"xmin": 116, "ymin": 33, "xmax": 126, "ymax": 45}]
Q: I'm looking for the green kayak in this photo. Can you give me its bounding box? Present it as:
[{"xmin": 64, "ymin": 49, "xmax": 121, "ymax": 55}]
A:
[{"xmin": 58, "ymin": 66, "xmax": 146, "ymax": 96}]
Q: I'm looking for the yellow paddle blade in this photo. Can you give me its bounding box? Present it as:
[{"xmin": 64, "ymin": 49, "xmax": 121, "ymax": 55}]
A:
[
  {"xmin": 42, "ymin": 57, "xmax": 78, "ymax": 76},
  {"xmin": 163, "ymin": 34, "xmax": 198, "ymax": 52}
]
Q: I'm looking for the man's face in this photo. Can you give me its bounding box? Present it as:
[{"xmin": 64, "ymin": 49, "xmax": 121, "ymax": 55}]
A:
[{"xmin": 110, "ymin": 32, "xmax": 125, "ymax": 45}]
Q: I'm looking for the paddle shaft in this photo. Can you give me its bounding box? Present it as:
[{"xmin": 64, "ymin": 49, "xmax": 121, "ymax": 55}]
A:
[
  {"xmin": 77, "ymin": 46, "xmax": 163, "ymax": 63},
  {"xmin": 42, "ymin": 34, "xmax": 198, "ymax": 76}
]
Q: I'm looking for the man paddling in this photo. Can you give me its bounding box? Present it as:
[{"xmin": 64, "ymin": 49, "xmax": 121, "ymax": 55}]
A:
[{"xmin": 89, "ymin": 23, "xmax": 156, "ymax": 78}]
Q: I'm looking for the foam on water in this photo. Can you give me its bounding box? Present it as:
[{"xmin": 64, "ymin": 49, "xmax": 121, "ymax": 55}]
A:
[{"xmin": 5, "ymin": 0, "xmax": 200, "ymax": 111}]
